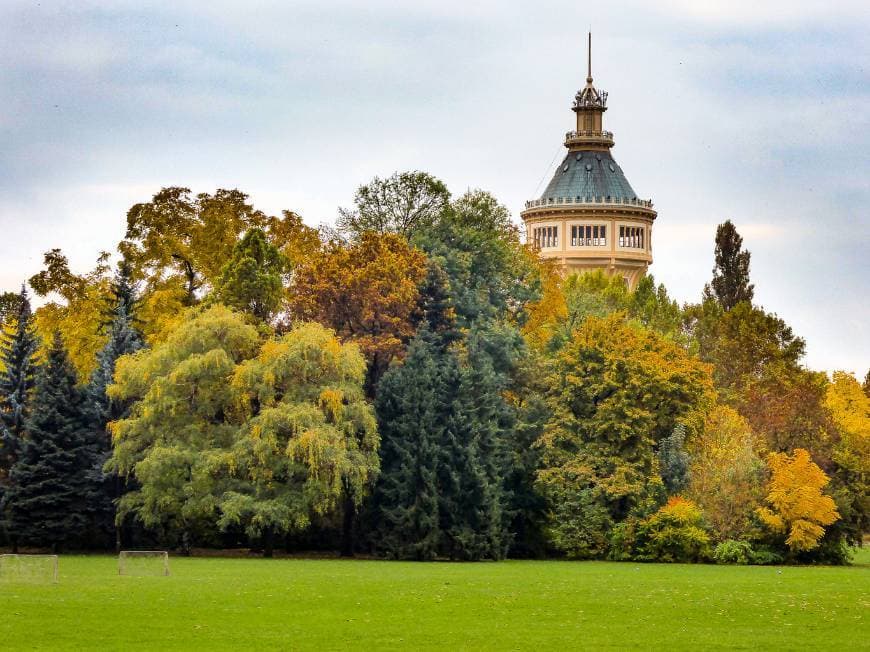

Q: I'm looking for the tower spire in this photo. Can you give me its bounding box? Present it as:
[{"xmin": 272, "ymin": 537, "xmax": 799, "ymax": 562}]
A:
[{"xmin": 587, "ymin": 31, "xmax": 592, "ymax": 83}]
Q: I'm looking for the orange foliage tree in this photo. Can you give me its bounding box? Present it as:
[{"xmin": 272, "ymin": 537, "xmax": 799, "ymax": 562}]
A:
[
  {"xmin": 757, "ymin": 448, "xmax": 839, "ymax": 552},
  {"xmin": 288, "ymin": 232, "xmax": 428, "ymax": 394}
]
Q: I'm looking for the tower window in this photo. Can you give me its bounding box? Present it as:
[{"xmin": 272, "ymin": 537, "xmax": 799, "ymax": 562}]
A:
[
  {"xmin": 619, "ymin": 226, "xmax": 646, "ymax": 249},
  {"xmin": 533, "ymin": 226, "xmax": 558, "ymax": 249},
  {"xmin": 570, "ymin": 224, "xmax": 606, "ymax": 247}
]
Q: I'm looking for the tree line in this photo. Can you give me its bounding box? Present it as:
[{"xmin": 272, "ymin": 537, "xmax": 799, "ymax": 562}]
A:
[{"xmin": 0, "ymin": 173, "xmax": 867, "ymax": 562}]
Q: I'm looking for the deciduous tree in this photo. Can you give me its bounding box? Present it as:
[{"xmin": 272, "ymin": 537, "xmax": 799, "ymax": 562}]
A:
[
  {"xmin": 223, "ymin": 322, "xmax": 379, "ymax": 557},
  {"xmin": 337, "ymin": 171, "xmax": 450, "ymax": 241},
  {"xmin": 535, "ymin": 314, "xmax": 714, "ymax": 557},
  {"xmin": 120, "ymin": 188, "xmax": 270, "ymax": 304},
  {"xmin": 686, "ymin": 405, "xmax": 765, "ymax": 541},
  {"xmin": 289, "ymin": 232, "xmax": 428, "ymax": 394},
  {"xmin": 757, "ymin": 448, "xmax": 839, "ymax": 553}
]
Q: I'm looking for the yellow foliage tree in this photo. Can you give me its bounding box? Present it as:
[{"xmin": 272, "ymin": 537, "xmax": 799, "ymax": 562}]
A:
[
  {"xmin": 687, "ymin": 405, "xmax": 765, "ymax": 541},
  {"xmin": 824, "ymin": 371, "xmax": 869, "ymax": 537},
  {"xmin": 757, "ymin": 448, "xmax": 839, "ymax": 552}
]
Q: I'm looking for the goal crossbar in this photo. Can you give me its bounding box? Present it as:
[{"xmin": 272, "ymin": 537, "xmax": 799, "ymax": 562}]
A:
[
  {"xmin": 118, "ymin": 550, "xmax": 170, "ymax": 576},
  {"xmin": 0, "ymin": 554, "xmax": 59, "ymax": 584}
]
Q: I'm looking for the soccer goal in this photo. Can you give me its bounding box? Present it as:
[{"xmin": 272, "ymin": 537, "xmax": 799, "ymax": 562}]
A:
[
  {"xmin": 0, "ymin": 554, "xmax": 59, "ymax": 584},
  {"xmin": 118, "ymin": 550, "xmax": 170, "ymax": 577}
]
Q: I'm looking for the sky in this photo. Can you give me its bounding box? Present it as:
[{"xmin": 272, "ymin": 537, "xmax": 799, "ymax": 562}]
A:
[{"xmin": 0, "ymin": 0, "xmax": 868, "ymax": 375}]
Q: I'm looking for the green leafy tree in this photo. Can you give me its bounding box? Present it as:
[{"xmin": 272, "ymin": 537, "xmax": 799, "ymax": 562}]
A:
[
  {"xmin": 222, "ymin": 322, "xmax": 379, "ymax": 557},
  {"xmin": 120, "ymin": 187, "xmax": 270, "ymax": 304},
  {"xmin": 5, "ymin": 332, "xmax": 98, "ymax": 550},
  {"xmin": 212, "ymin": 228, "xmax": 288, "ymax": 321},
  {"xmin": 108, "ymin": 305, "xmax": 263, "ymax": 548},
  {"xmin": 108, "ymin": 307, "xmax": 378, "ymax": 556},
  {"xmin": 337, "ymin": 171, "xmax": 450, "ymax": 241},
  {"xmin": 0, "ymin": 292, "xmax": 23, "ymax": 327},
  {"xmin": 536, "ymin": 314, "xmax": 714, "ymax": 557},
  {"xmin": 635, "ymin": 497, "xmax": 711, "ymax": 562},
  {"xmin": 706, "ymin": 220, "xmax": 754, "ymax": 310}
]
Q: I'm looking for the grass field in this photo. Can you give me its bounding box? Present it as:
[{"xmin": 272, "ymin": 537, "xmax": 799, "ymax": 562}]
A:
[{"xmin": 1, "ymin": 550, "xmax": 868, "ymax": 650}]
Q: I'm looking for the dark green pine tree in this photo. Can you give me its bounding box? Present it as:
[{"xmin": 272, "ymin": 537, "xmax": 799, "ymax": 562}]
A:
[
  {"xmin": 372, "ymin": 329, "xmax": 444, "ymax": 560},
  {"xmin": 86, "ymin": 263, "xmax": 145, "ymax": 548},
  {"xmin": 6, "ymin": 332, "xmax": 97, "ymax": 550},
  {"xmin": 0, "ymin": 286, "xmax": 39, "ymax": 486},
  {"xmin": 706, "ymin": 220, "xmax": 754, "ymax": 310},
  {"xmin": 438, "ymin": 335, "xmax": 512, "ymax": 561},
  {"xmin": 212, "ymin": 228, "xmax": 287, "ymax": 321},
  {"xmin": 418, "ymin": 260, "xmax": 459, "ymax": 345}
]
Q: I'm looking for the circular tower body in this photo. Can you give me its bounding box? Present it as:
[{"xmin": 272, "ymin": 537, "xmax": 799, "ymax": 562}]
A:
[{"xmin": 521, "ymin": 35, "xmax": 656, "ymax": 290}]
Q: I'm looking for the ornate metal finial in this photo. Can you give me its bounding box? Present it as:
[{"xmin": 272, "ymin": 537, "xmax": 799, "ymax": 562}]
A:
[
  {"xmin": 573, "ymin": 33, "xmax": 607, "ymax": 111},
  {"xmin": 587, "ymin": 31, "xmax": 592, "ymax": 83}
]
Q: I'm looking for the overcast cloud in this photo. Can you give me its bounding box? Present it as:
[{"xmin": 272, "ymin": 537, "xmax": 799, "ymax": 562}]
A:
[{"xmin": 0, "ymin": 0, "xmax": 867, "ymax": 375}]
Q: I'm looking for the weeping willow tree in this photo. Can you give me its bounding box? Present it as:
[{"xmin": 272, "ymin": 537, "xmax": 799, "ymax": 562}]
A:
[{"xmin": 107, "ymin": 305, "xmax": 378, "ymax": 555}]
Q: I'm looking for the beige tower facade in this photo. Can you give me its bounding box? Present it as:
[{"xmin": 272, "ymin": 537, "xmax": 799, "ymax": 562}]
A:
[{"xmin": 521, "ymin": 35, "xmax": 655, "ymax": 289}]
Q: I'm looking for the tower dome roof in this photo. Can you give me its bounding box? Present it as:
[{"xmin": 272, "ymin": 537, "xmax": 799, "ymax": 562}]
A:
[{"xmin": 539, "ymin": 149, "xmax": 639, "ymax": 202}]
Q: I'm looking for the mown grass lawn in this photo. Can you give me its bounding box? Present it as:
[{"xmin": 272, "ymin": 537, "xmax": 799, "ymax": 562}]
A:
[{"xmin": 1, "ymin": 550, "xmax": 867, "ymax": 650}]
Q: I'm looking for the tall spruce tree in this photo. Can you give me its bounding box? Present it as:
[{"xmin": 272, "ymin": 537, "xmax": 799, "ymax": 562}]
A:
[
  {"xmin": 439, "ymin": 335, "xmax": 512, "ymax": 561},
  {"xmin": 373, "ymin": 329, "xmax": 445, "ymax": 560},
  {"xmin": 86, "ymin": 263, "xmax": 145, "ymax": 548},
  {"xmin": 0, "ymin": 286, "xmax": 39, "ymax": 486},
  {"xmin": 6, "ymin": 332, "xmax": 96, "ymax": 550},
  {"xmin": 707, "ymin": 220, "xmax": 754, "ymax": 310}
]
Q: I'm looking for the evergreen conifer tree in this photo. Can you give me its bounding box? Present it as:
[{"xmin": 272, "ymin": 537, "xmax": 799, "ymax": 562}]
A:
[
  {"xmin": 212, "ymin": 228, "xmax": 287, "ymax": 321},
  {"xmin": 418, "ymin": 260, "xmax": 459, "ymax": 345},
  {"xmin": 0, "ymin": 286, "xmax": 39, "ymax": 486},
  {"xmin": 439, "ymin": 337, "xmax": 511, "ymax": 560},
  {"xmin": 706, "ymin": 220, "xmax": 754, "ymax": 310},
  {"xmin": 6, "ymin": 332, "xmax": 96, "ymax": 550},
  {"xmin": 658, "ymin": 423, "xmax": 690, "ymax": 493},
  {"xmin": 373, "ymin": 329, "xmax": 444, "ymax": 560},
  {"xmin": 86, "ymin": 263, "xmax": 145, "ymax": 548}
]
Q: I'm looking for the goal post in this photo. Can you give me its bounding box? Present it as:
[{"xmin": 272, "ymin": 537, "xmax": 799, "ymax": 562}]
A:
[
  {"xmin": 118, "ymin": 550, "xmax": 170, "ymax": 577},
  {"xmin": 0, "ymin": 554, "xmax": 59, "ymax": 584}
]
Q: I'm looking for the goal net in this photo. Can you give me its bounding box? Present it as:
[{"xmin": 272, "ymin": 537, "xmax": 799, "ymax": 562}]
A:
[
  {"xmin": 0, "ymin": 554, "xmax": 59, "ymax": 584},
  {"xmin": 119, "ymin": 550, "xmax": 170, "ymax": 577}
]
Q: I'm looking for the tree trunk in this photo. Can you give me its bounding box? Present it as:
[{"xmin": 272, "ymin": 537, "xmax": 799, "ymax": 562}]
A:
[
  {"xmin": 340, "ymin": 489, "xmax": 355, "ymax": 557},
  {"xmin": 263, "ymin": 527, "xmax": 275, "ymax": 558}
]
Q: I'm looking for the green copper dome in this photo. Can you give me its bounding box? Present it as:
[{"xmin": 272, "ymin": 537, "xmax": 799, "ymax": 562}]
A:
[{"xmin": 539, "ymin": 149, "xmax": 638, "ymax": 202}]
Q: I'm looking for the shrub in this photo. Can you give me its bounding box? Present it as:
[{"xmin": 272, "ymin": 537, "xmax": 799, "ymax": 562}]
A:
[
  {"xmin": 747, "ymin": 547, "xmax": 784, "ymax": 566},
  {"xmin": 636, "ymin": 497, "xmax": 711, "ymax": 562},
  {"xmin": 713, "ymin": 539, "xmax": 753, "ymax": 564}
]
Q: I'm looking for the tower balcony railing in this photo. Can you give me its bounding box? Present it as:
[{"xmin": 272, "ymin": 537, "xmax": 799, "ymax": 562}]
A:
[
  {"xmin": 524, "ymin": 196, "xmax": 654, "ymax": 210},
  {"xmin": 565, "ymin": 130, "xmax": 614, "ymax": 145}
]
